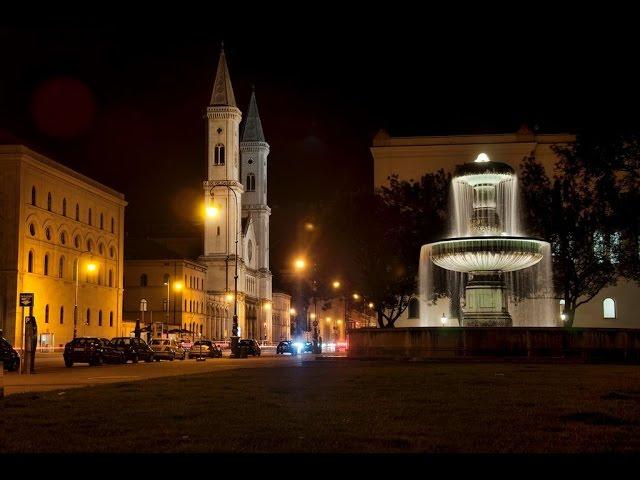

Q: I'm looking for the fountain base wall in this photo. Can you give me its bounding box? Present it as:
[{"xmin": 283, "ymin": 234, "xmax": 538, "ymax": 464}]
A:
[
  {"xmin": 347, "ymin": 327, "xmax": 640, "ymax": 363},
  {"xmin": 462, "ymin": 272, "xmax": 512, "ymax": 327}
]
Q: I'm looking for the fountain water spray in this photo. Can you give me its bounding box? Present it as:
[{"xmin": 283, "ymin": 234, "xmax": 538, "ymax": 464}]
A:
[{"xmin": 420, "ymin": 153, "xmax": 555, "ymax": 327}]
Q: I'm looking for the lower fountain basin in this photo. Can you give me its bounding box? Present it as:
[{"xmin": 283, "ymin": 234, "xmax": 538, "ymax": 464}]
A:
[{"xmin": 430, "ymin": 236, "xmax": 547, "ymax": 273}]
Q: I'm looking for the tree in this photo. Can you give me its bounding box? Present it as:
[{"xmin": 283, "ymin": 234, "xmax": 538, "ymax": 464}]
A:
[
  {"xmin": 323, "ymin": 171, "xmax": 449, "ymax": 328},
  {"xmin": 520, "ymin": 132, "xmax": 640, "ymax": 326}
]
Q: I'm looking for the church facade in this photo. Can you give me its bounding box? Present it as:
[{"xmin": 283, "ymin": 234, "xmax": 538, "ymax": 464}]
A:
[
  {"xmin": 123, "ymin": 48, "xmax": 282, "ymax": 342},
  {"xmin": 198, "ymin": 48, "xmax": 274, "ymax": 341}
]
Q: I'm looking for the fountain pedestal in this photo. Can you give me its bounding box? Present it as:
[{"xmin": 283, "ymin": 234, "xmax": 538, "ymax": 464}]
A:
[{"xmin": 462, "ymin": 272, "xmax": 513, "ymax": 327}]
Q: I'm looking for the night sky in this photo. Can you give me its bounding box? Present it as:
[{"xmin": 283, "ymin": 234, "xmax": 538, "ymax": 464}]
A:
[{"xmin": 1, "ymin": 15, "xmax": 637, "ymax": 280}]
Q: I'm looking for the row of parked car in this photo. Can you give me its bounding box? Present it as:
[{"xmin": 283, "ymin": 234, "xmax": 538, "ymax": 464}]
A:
[{"xmin": 1, "ymin": 335, "xmax": 268, "ymax": 370}]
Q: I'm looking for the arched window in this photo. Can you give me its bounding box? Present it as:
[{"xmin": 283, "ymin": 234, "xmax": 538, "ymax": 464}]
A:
[
  {"xmin": 60, "ymin": 231, "xmax": 67, "ymax": 245},
  {"xmin": 100, "ymin": 213, "xmax": 104, "ymax": 230},
  {"xmin": 184, "ymin": 299, "xmax": 187, "ymax": 310},
  {"xmin": 408, "ymin": 297, "xmax": 420, "ymax": 319},
  {"xmin": 44, "ymin": 254, "xmax": 49, "ymax": 276},
  {"xmin": 98, "ymin": 310, "xmax": 103, "ymax": 326},
  {"xmin": 31, "ymin": 186, "xmax": 36, "ymax": 206},
  {"xmin": 111, "ymin": 217, "xmax": 115, "ymax": 233},
  {"xmin": 28, "ymin": 251, "xmax": 34, "ymax": 273},
  {"xmin": 59, "ymin": 256, "xmax": 65, "ymax": 278},
  {"xmin": 86, "ymin": 309, "xmax": 91, "ymax": 325},
  {"xmin": 246, "ymin": 173, "xmax": 256, "ymax": 192},
  {"xmin": 217, "ymin": 226, "xmax": 220, "ymax": 236},
  {"xmin": 110, "ymin": 246, "xmax": 115, "ymax": 258},
  {"xmin": 75, "ymin": 204, "xmax": 80, "ymax": 221},
  {"xmin": 45, "ymin": 304, "xmax": 49, "ymax": 323},
  {"xmin": 47, "ymin": 192, "xmax": 52, "ymax": 211},
  {"xmin": 109, "ymin": 311, "xmax": 113, "ymax": 327},
  {"xmin": 74, "ymin": 235, "xmax": 81, "ymax": 248},
  {"xmin": 29, "ymin": 223, "xmax": 36, "ymax": 236},
  {"xmin": 87, "ymin": 239, "xmax": 93, "ymax": 252},
  {"xmin": 214, "ymin": 143, "xmax": 225, "ymax": 165},
  {"xmin": 88, "ymin": 208, "xmax": 92, "ymax": 225},
  {"xmin": 62, "ymin": 198, "xmax": 67, "ymax": 216},
  {"xmin": 140, "ymin": 274, "xmax": 148, "ymax": 287},
  {"xmin": 603, "ymin": 298, "xmax": 616, "ymax": 319},
  {"xmin": 60, "ymin": 306, "xmax": 64, "ymax": 324},
  {"xmin": 108, "ymin": 270, "xmax": 113, "ymax": 287}
]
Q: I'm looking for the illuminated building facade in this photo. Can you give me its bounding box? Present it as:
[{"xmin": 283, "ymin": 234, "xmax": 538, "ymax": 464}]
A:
[{"xmin": 0, "ymin": 145, "xmax": 126, "ymax": 348}]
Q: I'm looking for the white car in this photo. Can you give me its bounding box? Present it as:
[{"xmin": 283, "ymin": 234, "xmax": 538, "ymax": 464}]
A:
[{"xmin": 149, "ymin": 338, "xmax": 186, "ymax": 361}]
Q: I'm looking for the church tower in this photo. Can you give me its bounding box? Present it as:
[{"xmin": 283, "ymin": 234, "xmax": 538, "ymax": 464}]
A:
[
  {"xmin": 241, "ymin": 87, "xmax": 270, "ymax": 275},
  {"xmin": 202, "ymin": 46, "xmax": 243, "ymax": 294}
]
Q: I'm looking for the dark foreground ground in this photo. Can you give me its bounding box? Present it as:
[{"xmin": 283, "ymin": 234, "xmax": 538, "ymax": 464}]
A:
[{"xmin": 4, "ymin": 360, "xmax": 640, "ymax": 453}]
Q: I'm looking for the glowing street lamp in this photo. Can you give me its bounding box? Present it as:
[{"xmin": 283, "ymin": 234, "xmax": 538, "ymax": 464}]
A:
[
  {"xmin": 174, "ymin": 281, "xmax": 183, "ymax": 292},
  {"xmin": 332, "ymin": 280, "xmax": 341, "ymax": 289},
  {"xmin": 73, "ymin": 254, "xmax": 98, "ymax": 339},
  {"xmin": 294, "ymin": 258, "xmax": 306, "ymax": 272},
  {"xmin": 225, "ymin": 292, "xmax": 234, "ymax": 303},
  {"xmin": 352, "ymin": 293, "xmax": 360, "ymax": 301},
  {"xmin": 441, "ymin": 313, "xmax": 447, "ymax": 326},
  {"xmin": 290, "ymin": 308, "xmax": 296, "ymax": 316},
  {"xmin": 205, "ymin": 205, "xmax": 219, "ymax": 218},
  {"xmin": 561, "ymin": 311, "xmax": 567, "ymax": 322},
  {"xmin": 368, "ymin": 302, "xmax": 374, "ymax": 309}
]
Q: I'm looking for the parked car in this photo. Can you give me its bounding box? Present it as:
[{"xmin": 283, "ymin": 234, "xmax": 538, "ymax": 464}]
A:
[
  {"xmin": 149, "ymin": 338, "xmax": 186, "ymax": 361},
  {"xmin": 188, "ymin": 340, "xmax": 223, "ymax": 358},
  {"xmin": 238, "ymin": 339, "xmax": 261, "ymax": 356},
  {"xmin": 1, "ymin": 336, "xmax": 20, "ymax": 371},
  {"xmin": 179, "ymin": 339, "xmax": 194, "ymax": 351},
  {"xmin": 63, "ymin": 337, "xmax": 126, "ymax": 367},
  {"xmin": 110, "ymin": 337, "xmax": 155, "ymax": 363},
  {"xmin": 276, "ymin": 340, "xmax": 296, "ymax": 355}
]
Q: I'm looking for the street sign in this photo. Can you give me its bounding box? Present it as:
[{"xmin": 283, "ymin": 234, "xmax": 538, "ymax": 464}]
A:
[{"xmin": 19, "ymin": 293, "xmax": 34, "ymax": 307}]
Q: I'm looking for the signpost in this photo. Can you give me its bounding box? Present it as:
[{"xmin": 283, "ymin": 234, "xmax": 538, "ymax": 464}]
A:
[{"xmin": 19, "ymin": 293, "xmax": 35, "ymax": 374}]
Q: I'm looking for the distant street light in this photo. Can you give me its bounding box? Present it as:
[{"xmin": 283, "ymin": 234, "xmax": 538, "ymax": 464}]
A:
[
  {"xmin": 441, "ymin": 313, "xmax": 447, "ymax": 326},
  {"xmin": 74, "ymin": 253, "xmax": 97, "ymax": 339},
  {"xmin": 294, "ymin": 258, "xmax": 306, "ymax": 272},
  {"xmin": 332, "ymin": 280, "xmax": 341, "ymax": 289}
]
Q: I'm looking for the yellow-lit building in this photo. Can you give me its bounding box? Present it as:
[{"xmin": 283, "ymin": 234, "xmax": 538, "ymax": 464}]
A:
[
  {"xmin": 122, "ymin": 253, "xmax": 227, "ymax": 340},
  {"xmin": 271, "ymin": 292, "xmax": 292, "ymax": 342},
  {"xmin": 0, "ymin": 145, "xmax": 126, "ymax": 348}
]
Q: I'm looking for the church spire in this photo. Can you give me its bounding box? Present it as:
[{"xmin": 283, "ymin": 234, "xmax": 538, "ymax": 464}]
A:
[
  {"xmin": 210, "ymin": 45, "xmax": 237, "ymax": 107},
  {"xmin": 242, "ymin": 86, "xmax": 265, "ymax": 142}
]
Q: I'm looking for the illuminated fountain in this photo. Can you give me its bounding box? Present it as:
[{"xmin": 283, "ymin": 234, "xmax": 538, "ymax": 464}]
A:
[{"xmin": 420, "ymin": 153, "xmax": 553, "ymax": 327}]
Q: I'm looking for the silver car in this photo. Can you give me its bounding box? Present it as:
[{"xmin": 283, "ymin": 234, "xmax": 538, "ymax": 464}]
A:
[{"xmin": 149, "ymin": 338, "xmax": 186, "ymax": 361}]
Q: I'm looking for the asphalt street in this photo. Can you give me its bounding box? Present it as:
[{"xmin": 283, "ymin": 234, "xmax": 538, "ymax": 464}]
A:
[{"xmin": 2, "ymin": 348, "xmax": 339, "ymax": 396}]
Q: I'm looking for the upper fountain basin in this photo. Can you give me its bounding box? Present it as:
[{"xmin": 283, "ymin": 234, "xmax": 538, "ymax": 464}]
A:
[
  {"xmin": 453, "ymin": 161, "xmax": 515, "ymax": 186},
  {"xmin": 429, "ymin": 236, "xmax": 547, "ymax": 273}
]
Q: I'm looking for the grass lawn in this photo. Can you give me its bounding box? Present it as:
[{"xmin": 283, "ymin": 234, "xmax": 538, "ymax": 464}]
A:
[{"xmin": 4, "ymin": 360, "xmax": 640, "ymax": 453}]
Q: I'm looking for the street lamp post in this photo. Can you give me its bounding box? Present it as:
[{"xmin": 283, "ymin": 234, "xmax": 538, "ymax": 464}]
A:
[
  {"xmin": 74, "ymin": 252, "xmax": 96, "ymax": 339},
  {"xmin": 209, "ymin": 182, "xmax": 240, "ymax": 356}
]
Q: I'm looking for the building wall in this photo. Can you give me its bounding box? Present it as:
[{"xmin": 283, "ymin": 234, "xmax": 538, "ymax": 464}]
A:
[
  {"xmin": 272, "ymin": 292, "xmax": 291, "ymax": 342},
  {"xmin": 123, "ymin": 259, "xmax": 211, "ymax": 338},
  {"xmin": 370, "ymin": 131, "xmax": 640, "ymax": 328},
  {"xmin": 0, "ymin": 145, "xmax": 126, "ymax": 347}
]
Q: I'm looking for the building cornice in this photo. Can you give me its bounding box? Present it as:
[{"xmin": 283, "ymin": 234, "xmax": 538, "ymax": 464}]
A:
[
  {"xmin": 372, "ymin": 132, "xmax": 575, "ymax": 148},
  {"xmin": 1, "ymin": 145, "xmax": 127, "ymax": 204}
]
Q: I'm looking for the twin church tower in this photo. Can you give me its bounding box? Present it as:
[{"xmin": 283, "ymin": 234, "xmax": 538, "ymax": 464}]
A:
[{"xmin": 200, "ymin": 47, "xmax": 272, "ymax": 340}]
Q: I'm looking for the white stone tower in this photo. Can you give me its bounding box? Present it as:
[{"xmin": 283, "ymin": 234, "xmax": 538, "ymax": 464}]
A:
[
  {"xmin": 202, "ymin": 47, "xmax": 243, "ymax": 305},
  {"xmin": 241, "ymin": 88, "xmax": 273, "ymax": 336}
]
